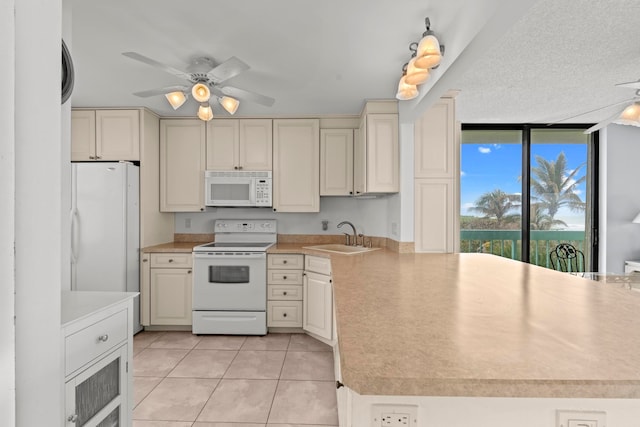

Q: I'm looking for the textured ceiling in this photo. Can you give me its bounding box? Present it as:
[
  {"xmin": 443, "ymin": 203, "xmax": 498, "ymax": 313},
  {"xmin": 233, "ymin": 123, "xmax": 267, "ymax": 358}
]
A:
[{"xmin": 69, "ymin": 0, "xmax": 640, "ymax": 125}]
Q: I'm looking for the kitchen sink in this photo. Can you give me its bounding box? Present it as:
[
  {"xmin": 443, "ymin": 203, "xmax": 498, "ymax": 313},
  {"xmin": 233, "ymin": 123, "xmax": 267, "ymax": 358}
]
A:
[{"xmin": 302, "ymin": 244, "xmax": 380, "ymax": 255}]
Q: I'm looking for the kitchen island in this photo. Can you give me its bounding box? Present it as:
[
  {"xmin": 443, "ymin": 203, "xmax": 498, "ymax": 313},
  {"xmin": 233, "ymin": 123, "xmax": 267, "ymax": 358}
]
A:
[{"xmin": 269, "ymin": 245, "xmax": 640, "ymax": 426}]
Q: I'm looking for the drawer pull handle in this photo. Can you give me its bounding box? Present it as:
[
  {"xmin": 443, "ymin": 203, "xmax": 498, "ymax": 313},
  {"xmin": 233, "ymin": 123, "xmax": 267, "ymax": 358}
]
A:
[
  {"xmin": 283, "ymin": 291, "xmax": 287, "ymax": 295},
  {"xmin": 68, "ymin": 414, "xmax": 78, "ymax": 423},
  {"xmin": 98, "ymin": 334, "xmax": 109, "ymax": 343},
  {"xmin": 283, "ymin": 312, "xmax": 287, "ymax": 317},
  {"xmin": 142, "ymin": 258, "xmax": 148, "ymax": 263},
  {"xmin": 188, "ymin": 270, "xmax": 192, "ymax": 274},
  {"xmin": 283, "ymin": 260, "xmax": 287, "ymax": 264},
  {"xmin": 283, "ymin": 276, "xmax": 287, "ymax": 280},
  {"xmin": 168, "ymin": 259, "xmax": 174, "ymax": 263},
  {"xmin": 336, "ymin": 380, "xmax": 344, "ymax": 389}
]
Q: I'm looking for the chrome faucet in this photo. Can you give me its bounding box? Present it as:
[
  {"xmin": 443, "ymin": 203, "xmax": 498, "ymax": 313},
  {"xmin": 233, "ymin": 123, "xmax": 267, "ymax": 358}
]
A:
[{"xmin": 337, "ymin": 221, "xmax": 357, "ymax": 246}]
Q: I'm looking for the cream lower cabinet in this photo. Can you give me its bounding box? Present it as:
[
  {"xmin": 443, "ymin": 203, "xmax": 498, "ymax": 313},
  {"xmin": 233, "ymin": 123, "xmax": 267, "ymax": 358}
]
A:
[
  {"xmin": 160, "ymin": 119, "xmax": 206, "ymax": 212},
  {"xmin": 273, "ymin": 119, "xmax": 320, "ymax": 212},
  {"xmin": 303, "ymin": 256, "xmax": 333, "ymax": 341},
  {"xmin": 146, "ymin": 253, "xmax": 193, "ymax": 326},
  {"xmin": 267, "ymin": 254, "xmax": 304, "ymax": 328},
  {"xmin": 320, "ymin": 129, "xmax": 354, "ymax": 196},
  {"xmin": 71, "ymin": 109, "xmax": 140, "ymax": 161}
]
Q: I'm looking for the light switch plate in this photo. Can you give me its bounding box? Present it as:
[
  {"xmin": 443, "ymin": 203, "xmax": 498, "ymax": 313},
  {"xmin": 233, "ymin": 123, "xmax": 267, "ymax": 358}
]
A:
[{"xmin": 556, "ymin": 410, "xmax": 606, "ymax": 427}]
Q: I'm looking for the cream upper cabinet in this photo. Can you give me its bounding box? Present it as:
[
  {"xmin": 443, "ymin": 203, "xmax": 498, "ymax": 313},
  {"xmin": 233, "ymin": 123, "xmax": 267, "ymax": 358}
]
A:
[
  {"xmin": 320, "ymin": 129, "xmax": 354, "ymax": 196},
  {"xmin": 414, "ymin": 97, "xmax": 456, "ymax": 178},
  {"xmin": 273, "ymin": 119, "xmax": 320, "ymax": 212},
  {"xmin": 71, "ymin": 109, "xmax": 140, "ymax": 161},
  {"xmin": 206, "ymin": 119, "xmax": 272, "ymax": 171},
  {"xmin": 414, "ymin": 178, "xmax": 457, "ymax": 253},
  {"xmin": 160, "ymin": 119, "xmax": 206, "ymax": 212},
  {"xmin": 353, "ymin": 107, "xmax": 399, "ymax": 195}
]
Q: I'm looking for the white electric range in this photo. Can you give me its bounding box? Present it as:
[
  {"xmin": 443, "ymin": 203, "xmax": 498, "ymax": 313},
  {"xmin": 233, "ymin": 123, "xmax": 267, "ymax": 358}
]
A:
[{"xmin": 191, "ymin": 219, "xmax": 276, "ymax": 335}]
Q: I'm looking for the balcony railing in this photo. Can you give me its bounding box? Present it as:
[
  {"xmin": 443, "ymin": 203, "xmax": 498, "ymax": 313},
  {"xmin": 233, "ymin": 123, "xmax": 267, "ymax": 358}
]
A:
[{"xmin": 460, "ymin": 229, "xmax": 586, "ymax": 268}]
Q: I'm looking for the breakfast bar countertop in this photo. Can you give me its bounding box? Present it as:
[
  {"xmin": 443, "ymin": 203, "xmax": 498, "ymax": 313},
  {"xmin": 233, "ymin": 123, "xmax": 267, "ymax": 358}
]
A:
[{"xmin": 269, "ymin": 245, "xmax": 640, "ymax": 399}]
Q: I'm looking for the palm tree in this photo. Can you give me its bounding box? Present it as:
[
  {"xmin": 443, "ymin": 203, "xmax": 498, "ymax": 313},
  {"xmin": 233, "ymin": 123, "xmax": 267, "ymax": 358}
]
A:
[
  {"xmin": 469, "ymin": 189, "xmax": 521, "ymax": 227},
  {"xmin": 530, "ymin": 203, "xmax": 567, "ymax": 230},
  {"xmin": 530, "ymin": 152, "xmax": 586, "ymax": 220}
]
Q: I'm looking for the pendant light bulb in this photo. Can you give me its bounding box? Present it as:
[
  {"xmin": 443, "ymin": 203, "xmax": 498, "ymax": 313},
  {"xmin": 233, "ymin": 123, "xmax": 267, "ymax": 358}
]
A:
[
  {"xmin": 197, "ymin": 104, "xmax": 214, "ymax": 121},
  {"xmin": 192, "ymin": 83, "xmax": 211, "ymax": 103},
  {"xmin": 165, "ymin": 91, "xmax": 187, "ymax": 110},
  {"xmin": 396, "ymin": 75, "xmax": 419, "ymax": 100},
  {"xmin": 219, "ymin": 96, "xmax": 240, "ymax": 115},
  {"xmin": 415, "ymin": 34, "xmax": 442, "ymax": 69},
  {"xmin": 404, "ymin": 57, "xmax": 429, "ymax": 86}
]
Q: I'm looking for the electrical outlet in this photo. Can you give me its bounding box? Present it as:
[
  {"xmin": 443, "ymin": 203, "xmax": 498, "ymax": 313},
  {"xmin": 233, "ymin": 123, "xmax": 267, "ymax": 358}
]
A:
[
  {"xmin": 371, "ymin": 404, "xmax": 417, "ymax": 427},
  {"xmin": 556, "ymin": 410, "xmax": 606, "ymax": 427}
]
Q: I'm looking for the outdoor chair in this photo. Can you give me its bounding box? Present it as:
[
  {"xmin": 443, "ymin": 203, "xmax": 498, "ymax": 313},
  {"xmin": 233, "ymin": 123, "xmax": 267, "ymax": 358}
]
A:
[{"xmin": 549, "ymin": 243, "xmax": 585, "ymax": 273}]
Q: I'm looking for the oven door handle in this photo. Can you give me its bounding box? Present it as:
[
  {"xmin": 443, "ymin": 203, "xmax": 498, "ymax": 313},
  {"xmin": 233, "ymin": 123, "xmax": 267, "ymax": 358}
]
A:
[{"xmin": 193, "ymin": 252, "xmax": 266, "ymax": 260}]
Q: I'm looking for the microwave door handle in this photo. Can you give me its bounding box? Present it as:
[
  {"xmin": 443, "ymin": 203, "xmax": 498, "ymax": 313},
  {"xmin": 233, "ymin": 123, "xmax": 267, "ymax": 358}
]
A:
[{"xmin": 249, "ymin": 179, "xmax": 257, "ymax": 205}]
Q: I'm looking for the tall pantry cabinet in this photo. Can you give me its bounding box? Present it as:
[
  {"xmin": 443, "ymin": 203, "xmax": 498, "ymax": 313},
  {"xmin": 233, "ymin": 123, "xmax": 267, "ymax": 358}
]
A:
[{"xmin": 414, "ymin": 95, "xmax": 460, "ymax": 253}]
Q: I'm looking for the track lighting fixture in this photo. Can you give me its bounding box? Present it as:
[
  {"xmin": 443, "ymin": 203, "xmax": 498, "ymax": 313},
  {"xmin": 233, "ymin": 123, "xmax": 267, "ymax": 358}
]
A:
[{"xmin": 395, "ymin": 17, "xmax": 445, "ymax": 101}]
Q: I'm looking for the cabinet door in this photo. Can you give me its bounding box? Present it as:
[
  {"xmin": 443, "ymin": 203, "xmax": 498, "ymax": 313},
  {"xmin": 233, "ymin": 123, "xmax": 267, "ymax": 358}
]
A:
[
  {"xmin": 414, "ymin": 98, "xmax": 456, "ymax": 178},
  {"xmin": 71, "ymin": 110, "xmax": 96, "ymax": 161},
  {"xmin": 303, "ymin": 271, "xmax": 332, "ymax": 340},
  {"xmin": 273, "ymin": 119, "xmax": 320, "ymax": 212},
  {"xmin": 414, "ymin": 178, "xmax": 456, "ymax": 253},
  {"xmin": 239, "ymin": 119, "xmax": 273, "ymax": 170},
  {"xmin": 206, "ymin": 119, "xmax": 239, "ymax": 170},
  {"xmin": 320, "ymin": 129, "xmax": 354, "ymax": 196},
  {"xmin": 160, "ymin": 119, "xmax": 206, "ymax": 212},
  {"xmin": 150, "ymin": 268, "xmax": 193, "ymax": 325},
  {"xmin": 353, "ymin": 119, "xmax": 366, "ymax": 195},
  {"xmin": 140, "ymin": 254, "xmax": 150, "ymax": 326},
  {"xmin": 64, "ymin": 344, "xmax": 128, "ymax": 427},
  {"xmin": 366, "ymin": 113, "xmax": 399, "ymax": 192},
  {"xmin": 96, "ymin": 110, "xmax": 140, "ymax": 161}
]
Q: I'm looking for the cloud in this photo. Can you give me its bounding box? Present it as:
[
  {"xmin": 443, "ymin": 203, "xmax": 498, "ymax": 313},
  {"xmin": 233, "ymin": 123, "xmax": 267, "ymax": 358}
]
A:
[
  {"xmin": 478, "ymin": 146, "xmax": 491, "ymax": 154},
  {"xmin": 460, "ymin": 170, "xmax": 466, "ymax": 177},
  {"xmin": 492, "ymin": 144, "xmax": 502, "ymax": 149}
]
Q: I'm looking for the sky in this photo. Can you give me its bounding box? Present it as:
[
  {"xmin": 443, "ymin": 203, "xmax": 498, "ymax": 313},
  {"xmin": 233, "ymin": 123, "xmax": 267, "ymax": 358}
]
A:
[{"xmin": 460, "ymin": 140, "xmax": 588, "ymax": 231}]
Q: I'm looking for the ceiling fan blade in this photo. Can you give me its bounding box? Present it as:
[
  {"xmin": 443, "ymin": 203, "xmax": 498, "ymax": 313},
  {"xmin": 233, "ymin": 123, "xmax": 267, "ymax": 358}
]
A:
[
  {"xmin": 583, "ymin": 107, "xmax": 628, "ymax": 134},
  {"xmin": 122, "ymin": 52, "xmax": 191, "ymax": 80},
  {"xmin": 549, "ymin": 98, "xmax": 638, "ymax": 124},
  {"xmin": 206, "ymin": 56, "xmax": 250, "ymax": 83},
  {"xmin": 615, "ymin": 80, "xmax": 640, "ymax": 89},
  {"xmin": 219, "ymin": 85, "xmax": 275, "ymax": 107},
  {"xmin": 132, "ymin": 85, "xmax": 189, "ymax": 98}
]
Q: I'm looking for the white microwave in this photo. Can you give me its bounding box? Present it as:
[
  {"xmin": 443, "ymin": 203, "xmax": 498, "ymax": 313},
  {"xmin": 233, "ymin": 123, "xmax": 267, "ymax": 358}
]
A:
[{"xmin": 204, "ymin": 170, "xmax": 272, "ymax": 207}]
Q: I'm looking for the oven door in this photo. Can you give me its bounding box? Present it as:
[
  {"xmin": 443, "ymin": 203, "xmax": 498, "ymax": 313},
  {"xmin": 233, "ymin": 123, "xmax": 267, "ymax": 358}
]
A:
[
  {"xmin": 192, "ymin": 252, "xmax": 266, "ymax": 311},
  {"xmin": 205, "ymin": 176, "xmax": 256, "ymax": 207}
]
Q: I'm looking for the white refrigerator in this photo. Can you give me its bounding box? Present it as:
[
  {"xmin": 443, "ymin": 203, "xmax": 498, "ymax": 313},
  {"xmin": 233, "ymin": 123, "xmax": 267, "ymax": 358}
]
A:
[{"xmin": 71, "ymin": 162, "xmax": 142, "ymax": 332}]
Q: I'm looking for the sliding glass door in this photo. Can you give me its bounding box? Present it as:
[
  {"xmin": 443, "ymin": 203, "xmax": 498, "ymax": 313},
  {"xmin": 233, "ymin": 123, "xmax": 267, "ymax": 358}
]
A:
[{"xmin": 460, "ymin": 125, "xmax": 598, "ymax": 270}]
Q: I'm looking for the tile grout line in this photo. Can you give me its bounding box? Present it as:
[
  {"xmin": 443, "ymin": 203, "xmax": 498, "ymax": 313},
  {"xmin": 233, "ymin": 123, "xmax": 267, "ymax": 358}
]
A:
[{"xmin": 264, "ymin": 333, "xmax": 292, "ymax": 425}]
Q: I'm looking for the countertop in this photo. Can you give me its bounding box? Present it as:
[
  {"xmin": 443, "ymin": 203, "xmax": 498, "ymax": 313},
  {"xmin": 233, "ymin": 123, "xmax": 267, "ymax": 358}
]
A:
[
  {"xmin": 269, "ymin": 244, "xmax": 640, "ymax": 399},
  {"xmin": 141, "ymin": 241, "xmax": 204, "ymax": 253},
  {"xmin": 61, "ymin": 291, "xmax": 138, "ymax": 326}
]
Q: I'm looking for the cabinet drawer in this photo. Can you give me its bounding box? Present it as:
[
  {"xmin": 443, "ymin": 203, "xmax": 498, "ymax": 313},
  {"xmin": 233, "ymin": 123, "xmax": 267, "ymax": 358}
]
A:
[
  {"xmin": 65, "ymin": 309, "xmax": 128, "ymax": 376},
  {"xmin": 267, "ymin": 301, "xmax": 303, "ymax": 327},
  {"xmin": 268, "ymin": 269, "xmax": 303, "ymax": 285},
  {"xmin": 268, "ymin": 284, "xmax": 303, "ymax": 301},
  {"xmin": 304, "ymin": 255, "xmax": 332, "ymax": 275},
  {"xmin": 150, "ymin": 253, "xmax": 192, "ymax": 268},
  {"xmin": 268, "ymin": 254, "xmax": 304, "ymax": 269}
]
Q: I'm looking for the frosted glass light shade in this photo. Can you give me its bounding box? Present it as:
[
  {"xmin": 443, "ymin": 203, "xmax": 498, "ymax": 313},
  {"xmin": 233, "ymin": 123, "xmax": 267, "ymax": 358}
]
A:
[
  {"xmin": 197, "ymin": 104, "xmax": 213, "ymax": 121},
  {"xmin": 165, "ymin": 91, "xmax": 187, "ymax": 110},
  {"xmin": 633, "ymin": 211, "xmax": 640, "ymax": 224},
  {"xmin": 396, "ymin": 76, "xmax": 419, "ymax": 100},
  {"xmin": 415, "ymin": 34, "xmax": 441, "ymax": 69},
  {"xmin": 404, "ymin": 57, "xmax": 429, "ymax": 86},
  {"xmin": 192, "ymin": 83, "xmax": 211, "ymax": 103},
  {"xmin": 219, "ymin": 96, "xmax": 239, "ymax": 115},
  {"xmin": 615, "ymin": 103, "xmax": 640, "ymax": 126}
]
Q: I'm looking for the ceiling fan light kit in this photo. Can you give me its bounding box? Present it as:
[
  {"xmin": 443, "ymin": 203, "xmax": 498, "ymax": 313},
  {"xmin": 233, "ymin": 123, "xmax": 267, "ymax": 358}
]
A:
[
  {"xmin": 396, "ymin": 17, "xmax": 444, "ymax": 101},
  {"xmin": 122, "ymin": 52, "xmax": 275, "ymax": 121},
  {"xmin": 615, "ymin": 102, "xmax": 640, "ymax": 126}
]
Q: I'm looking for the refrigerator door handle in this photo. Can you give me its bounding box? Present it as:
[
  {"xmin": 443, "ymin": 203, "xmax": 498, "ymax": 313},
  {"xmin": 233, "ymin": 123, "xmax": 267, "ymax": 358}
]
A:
[{"xmin": 70, "ymin": 208, "xmax": 79, "ymax": 264}]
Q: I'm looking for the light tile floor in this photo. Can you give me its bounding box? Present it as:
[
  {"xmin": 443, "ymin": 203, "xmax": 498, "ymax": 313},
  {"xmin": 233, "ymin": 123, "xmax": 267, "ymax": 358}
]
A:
[{"xmin": 132, "ymin": 331, "xmax": 338, "ymax": 427}]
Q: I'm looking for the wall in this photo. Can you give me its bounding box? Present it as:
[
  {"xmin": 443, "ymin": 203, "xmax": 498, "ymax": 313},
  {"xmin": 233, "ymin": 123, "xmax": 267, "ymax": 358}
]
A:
[
  {"xmin": 175, "ymin": 196, "xmax": 390, "ymax": 238},
  {"xmin": 15, "ymin": 0, "xmax": 63, "ymax": 425},
  {"xmin": 601, "ymin": 124, "xmax": 640, "ymax": 273},
  {"xmin": 0, "ymin": 0, "xmax": 16, "ymax": 424}
]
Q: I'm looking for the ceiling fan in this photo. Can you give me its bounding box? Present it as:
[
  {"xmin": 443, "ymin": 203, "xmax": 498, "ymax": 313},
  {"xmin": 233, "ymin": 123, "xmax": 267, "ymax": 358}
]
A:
[
  {"xmin": 122, "ymin": 52, "xmax": 275, "ymax": 121},
  {"xmin": 554, "ymin": 79, "xmax": 640, "ymax": 134}
]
